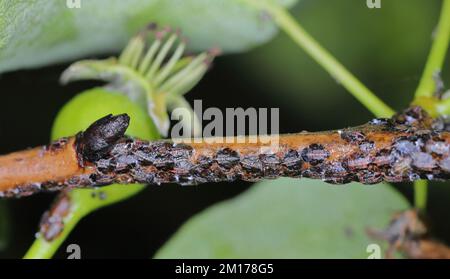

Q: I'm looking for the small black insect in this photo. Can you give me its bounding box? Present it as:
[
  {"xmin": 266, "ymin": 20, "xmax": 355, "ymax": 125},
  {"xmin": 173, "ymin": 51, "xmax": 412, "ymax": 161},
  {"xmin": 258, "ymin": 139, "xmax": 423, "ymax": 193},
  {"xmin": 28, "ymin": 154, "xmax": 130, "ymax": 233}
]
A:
[
  {"xmin": 340, "ymin": 130, "xmax": 366, "ymax": 144},
  {"xmin": 301, "ymin": 143, "xmax": 330, "ymax": 165}
]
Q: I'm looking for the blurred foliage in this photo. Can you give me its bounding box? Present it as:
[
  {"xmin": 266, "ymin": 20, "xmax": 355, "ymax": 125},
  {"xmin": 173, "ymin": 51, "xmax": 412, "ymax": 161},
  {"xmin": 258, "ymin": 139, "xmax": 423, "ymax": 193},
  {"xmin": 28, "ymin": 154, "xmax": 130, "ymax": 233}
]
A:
[
  {"xmin": 156, "ymin": 179, "xmax": 408, "ymax": 258},
  {"xmin": 0, "ymin": 0, "xmax": 296, "ymax": 73},
  {"xmin": 227, "ymin": 0, "xmax": 448, "ymax": 127}
]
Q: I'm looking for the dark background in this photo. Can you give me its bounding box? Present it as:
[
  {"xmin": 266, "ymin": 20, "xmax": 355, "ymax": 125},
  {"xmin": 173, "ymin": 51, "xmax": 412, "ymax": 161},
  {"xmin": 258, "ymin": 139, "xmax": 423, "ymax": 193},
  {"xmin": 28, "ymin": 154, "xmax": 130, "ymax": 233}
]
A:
[{"xmin": 0, "ymin": 0, "xmax": 449, "ymax": 258}]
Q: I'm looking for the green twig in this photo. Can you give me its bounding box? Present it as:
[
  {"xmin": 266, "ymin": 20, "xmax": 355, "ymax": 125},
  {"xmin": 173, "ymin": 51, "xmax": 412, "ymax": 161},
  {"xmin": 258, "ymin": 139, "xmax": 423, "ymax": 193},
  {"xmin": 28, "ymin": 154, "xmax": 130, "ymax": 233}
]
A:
[
  {"xmin": 437, "ymin": 96, "xmax": 450, "ymax": 114},
  {"xmin": 246, "ymin": 0, "xmax": 395, "ymax": 118},
  {"xmin": 412, "ymin": 0, "xmax": 450, "ymax": 210},
  {"xmin": 414, "ymin": 180, "xmax": 428, "ymax": 211},
  {"xmin": 414, "ymin": 0, "xmax": 450, "ymax": 98},
  {"xmin": 23, "ymin": 185, "xmax": 146, "ymax": 259}
]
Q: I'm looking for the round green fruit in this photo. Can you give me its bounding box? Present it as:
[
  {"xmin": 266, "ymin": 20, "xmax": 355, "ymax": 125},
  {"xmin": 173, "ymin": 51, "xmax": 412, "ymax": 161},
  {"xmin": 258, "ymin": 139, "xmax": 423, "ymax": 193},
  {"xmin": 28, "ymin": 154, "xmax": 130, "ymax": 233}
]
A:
[{"xmin": 52, "ymin": 87, "xmax": 158, "ymax": 141}]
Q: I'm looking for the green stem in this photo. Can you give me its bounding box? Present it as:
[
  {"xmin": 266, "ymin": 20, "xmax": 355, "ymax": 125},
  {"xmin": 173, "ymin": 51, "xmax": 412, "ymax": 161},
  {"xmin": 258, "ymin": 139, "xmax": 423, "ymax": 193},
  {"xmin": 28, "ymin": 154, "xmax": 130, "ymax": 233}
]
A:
[
  {"xmin": 247, "ymin": 0, "xmax": 395, "ymax": 118},
  {"xmin": 414, "ymin": 0, "xmax": 450, "ymax": 98},
  {"xmin": 23, "ymin": 195, "xmax": 85, "ymax": 259},
  {"xmin": 23, "ymin": 185, "xmax": 145, "ymax": 259},
  {"xmin": 411, "ymin": 0, "xmax": 450, "ymax": 210},
  {"xmin": 414, "ymin": 180, "xmax": 428, "ymax": 211}
]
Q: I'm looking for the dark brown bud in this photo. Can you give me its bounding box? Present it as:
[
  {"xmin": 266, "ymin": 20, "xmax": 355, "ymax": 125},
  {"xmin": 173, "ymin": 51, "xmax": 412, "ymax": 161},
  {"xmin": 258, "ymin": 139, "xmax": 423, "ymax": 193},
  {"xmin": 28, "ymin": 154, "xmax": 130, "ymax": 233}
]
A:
[{"xmin": 76, "ymin": 114, "xmax": 130, "ymax": 162}]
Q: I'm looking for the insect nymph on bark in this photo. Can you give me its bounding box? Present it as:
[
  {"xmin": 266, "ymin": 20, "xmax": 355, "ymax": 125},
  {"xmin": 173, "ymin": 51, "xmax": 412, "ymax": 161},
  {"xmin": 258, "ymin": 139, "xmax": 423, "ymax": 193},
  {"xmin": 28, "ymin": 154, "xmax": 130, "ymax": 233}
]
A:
[{"xmin": 0, "ymin": 106, "xmax": 448, "ymax": 198}]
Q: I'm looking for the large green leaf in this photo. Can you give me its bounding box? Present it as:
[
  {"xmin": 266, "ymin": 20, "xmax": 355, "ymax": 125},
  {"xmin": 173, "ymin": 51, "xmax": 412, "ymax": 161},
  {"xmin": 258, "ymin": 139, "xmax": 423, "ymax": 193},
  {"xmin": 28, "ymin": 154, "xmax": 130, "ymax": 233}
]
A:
[
  {"xmin": 0, "ymin": 0, "xmax": 296, "ymax": 73},
  {"xmin": 155, "ymin": 178, "xmax": 409, "ymax": 258}
]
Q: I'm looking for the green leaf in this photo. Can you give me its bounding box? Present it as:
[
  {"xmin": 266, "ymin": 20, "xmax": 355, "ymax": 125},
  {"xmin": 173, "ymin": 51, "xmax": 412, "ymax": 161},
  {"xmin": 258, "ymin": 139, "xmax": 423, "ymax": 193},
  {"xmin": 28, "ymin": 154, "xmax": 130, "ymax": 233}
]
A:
[
  {"xmin": 155, "ymin": 178, "xmax": 409, "ymax": 258},
  {"xmin": 0, "ymin": 0, "xmax": 297, "ymax": 73},
  {"xmin": 0, "ymin": 201, "xmax": 9, "ymax": 251}
]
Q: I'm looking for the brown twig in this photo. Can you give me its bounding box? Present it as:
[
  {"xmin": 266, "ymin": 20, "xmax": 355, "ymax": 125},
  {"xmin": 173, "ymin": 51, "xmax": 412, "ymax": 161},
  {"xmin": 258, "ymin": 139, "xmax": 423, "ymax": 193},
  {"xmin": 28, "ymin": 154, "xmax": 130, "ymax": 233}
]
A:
[{"xmin": 0, "ymin": 107, "xmax": 449, "ymax": 198}]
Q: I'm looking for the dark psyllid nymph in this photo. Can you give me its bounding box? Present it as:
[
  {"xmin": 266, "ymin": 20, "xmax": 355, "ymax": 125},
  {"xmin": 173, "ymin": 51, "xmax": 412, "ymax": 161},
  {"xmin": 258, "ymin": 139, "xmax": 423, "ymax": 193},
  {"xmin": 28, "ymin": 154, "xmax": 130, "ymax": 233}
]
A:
[{"xmin": 0, "ymin": 106, "xmax": 449, "ymax": 198}]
